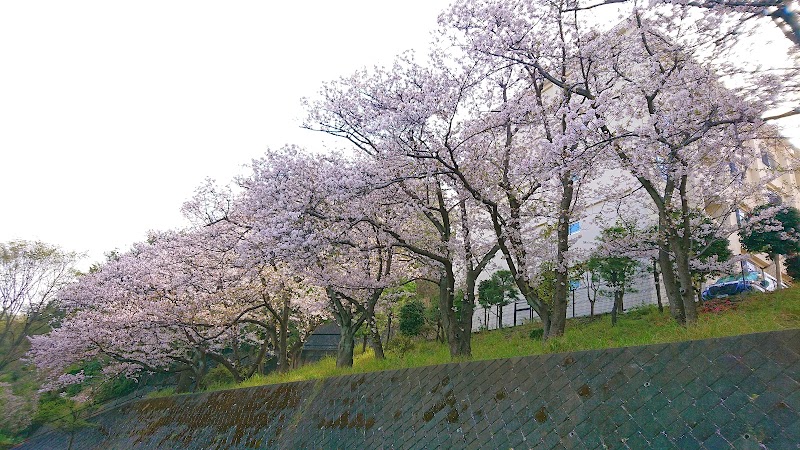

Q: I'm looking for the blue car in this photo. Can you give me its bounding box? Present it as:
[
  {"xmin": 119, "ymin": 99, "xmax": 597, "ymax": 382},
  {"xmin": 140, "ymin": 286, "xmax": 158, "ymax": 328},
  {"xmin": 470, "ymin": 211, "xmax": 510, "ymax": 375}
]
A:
[{"xmin": 701, "ymin": 273, "xmax": 776, "ymax": 301}]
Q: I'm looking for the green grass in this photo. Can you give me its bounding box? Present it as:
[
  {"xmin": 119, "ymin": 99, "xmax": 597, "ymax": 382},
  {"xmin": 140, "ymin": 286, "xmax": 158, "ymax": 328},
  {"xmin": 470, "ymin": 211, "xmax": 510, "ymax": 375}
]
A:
[{"xmin": 208, "ymin": 288, "xmax": 800, "ymax": 392}]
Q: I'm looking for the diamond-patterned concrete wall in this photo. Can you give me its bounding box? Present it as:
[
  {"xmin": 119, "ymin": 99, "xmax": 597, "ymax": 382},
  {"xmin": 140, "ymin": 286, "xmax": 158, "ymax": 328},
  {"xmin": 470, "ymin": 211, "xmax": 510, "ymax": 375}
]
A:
[{"xmin": 16, "ymin": 329, "xmax": 800, "ymax": 449}]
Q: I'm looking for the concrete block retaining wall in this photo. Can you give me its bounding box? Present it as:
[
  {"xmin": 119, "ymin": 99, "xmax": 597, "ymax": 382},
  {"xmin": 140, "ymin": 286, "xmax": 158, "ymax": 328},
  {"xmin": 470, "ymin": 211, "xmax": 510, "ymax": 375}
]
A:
[{"xmin": 16, "ymin": 329, "xmax": 800, "ymax": 449}]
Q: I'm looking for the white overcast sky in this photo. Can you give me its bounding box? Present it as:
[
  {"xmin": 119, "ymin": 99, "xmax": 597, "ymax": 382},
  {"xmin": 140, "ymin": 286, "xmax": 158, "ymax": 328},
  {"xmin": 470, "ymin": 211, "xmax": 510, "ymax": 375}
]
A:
[
  {"xmin": 0, "ymin": 1, "xmax": 445, "ymax": 269},
  {"xmin": 1, "ymin": 1, "xmax": 797, "ymax": 270}
]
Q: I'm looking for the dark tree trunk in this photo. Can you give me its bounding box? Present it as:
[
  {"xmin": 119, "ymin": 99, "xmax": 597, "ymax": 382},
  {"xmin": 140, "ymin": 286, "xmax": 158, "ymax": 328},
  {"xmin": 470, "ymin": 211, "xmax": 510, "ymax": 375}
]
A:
[
  {"xmin": 670, "ymin": 232, "xmax": 698, "ymax": 325},
  {"xmin": 369, "ymin": 316, "xmax": 385, "ymax": 360},
  {"xmin": 327, "ymin": 288, "xmax": 358, "ymax": 368},
  {"xmin": 548, "ymin": 174, "xmax": 574, "ymax": 339},
  {"xmin": 192, "ymin": 353, "xmax": 208, "ymax": 392},
  {"xmin": 497, "ymin": 304, "xmax": 503, "ymax": 329},
  {"xmin": 337, "ymin": 325, "xmax": 355, "ymax": 368},
  {"xmin": 659, "ymin": 239, "xmax": 684, "ymax": 324},
  {"xmin": 611, "ymin": 291, "xmax": 621, "ymax": 326},
  {"xmin": 176, "ymin": 369, "xmax": 193, "ymax": 394},
  {"xmin": 456, "ymin": 272, "xmax": 478, "ymax": 358},
  {"xmin": 611, "ymin": 288, "xmax": 625, "ymax": 326},
  {"xmin": 277, "ymin": 297, "xmax": 290, "ymax": 373},
  {"xmin": 549, "ymin": 293, "xmax": 569, "ymax": 339},
  {"xmin": 264, "ymin": 326, "xmax": 277, "ymax": 375},
  {"xmin": 540, "ymin": 307, "xmax": 551, "ymax": 339},
  {"xmin": 439, "ymin": 268, "xmax": 469, "ymax": 358},
  {"xmin": 653, "ymin": 259, "xmax": 664, "ymax": 313},
  {"xmin": 208, "ymin": 352, "xmax": 244, "ymax": 384}
]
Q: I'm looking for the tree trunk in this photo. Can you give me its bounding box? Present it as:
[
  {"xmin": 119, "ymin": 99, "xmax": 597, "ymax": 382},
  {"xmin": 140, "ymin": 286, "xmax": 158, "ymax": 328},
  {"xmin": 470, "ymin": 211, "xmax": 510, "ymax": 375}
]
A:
[
  {"xmin": 772, "ymin": 253, "xmax": 783, "ymax": 289},
  {"xmin": 611, "ymin": 293, "xmax": 619, "ymax": 326},
  {"xmin": 497, "ymin": 304, "xmax": 503, "ymax": 329},
  {"xmin": 337, "ymin": 325, "xmax": 355, "ymax": 368},
  {"xmin": 539, "ymin": 308, "xmax": 551, "ymax": 340},
  {"xmin": 208, "ymin": 353, "xmax": 244, "ymax": 384},
  {"xmin": 548, "ymin": 293, "xmax": 569, "ymax": 339},
  {"xmin": 277, "ymin": 298, "xmax": 290, "ymax": 373},
  {"xmin": 176, "ymin": 369, "xmax": 193, "ymax": 394},
  {"xmin": 264, "ymin": 326, "xmax": 277, "ymax": 375},
  {"xmin": 327, "ymin": 288, "xmax": 358, "ymax": 368},
  {"xmin": 670, "ymin": 235, "xmax": 698, "ymax": 325},
  {"xmin": 439, "ymin": 267, "xmax": 469, "ymax": 358},
  {"xmin": 193, "ymin": 354, "xmax": 208, "ymax": 392},
  {"xmin": 456, "ymin": 273, "xmax": 477, "ymax": 359},
  {"xmin": 369, "ymin": 316, "xmax": 385, "ymax": 360},
  {"xmin": 549, "ymin": 175, "xmax": 573, "ymax": 339},
  {"xmin": 653, "ymin": 260, "xmax": 664, "ymax": 313},
  {"xmin": 659, "ymin": 242, "xmax": 685, "ymax": 324}
]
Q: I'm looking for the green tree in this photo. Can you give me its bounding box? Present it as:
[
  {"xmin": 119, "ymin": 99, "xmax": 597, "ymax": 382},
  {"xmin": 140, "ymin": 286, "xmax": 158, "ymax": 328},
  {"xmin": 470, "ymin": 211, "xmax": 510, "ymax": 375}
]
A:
[
  {"xmin": 589, "ymin": 227, "xmax": 641, "ymax": 326},
  {"xmin": 478, "ymin": 270, "xmax": 519, "ymax": 328},
  {"xmin": 398, "ymin": 299, "xmax": 425, "ymax": 337},
  {"xmin": 691, "ymin": 214, "xmax": 733, "ymax": 302},
  {"xmin": 785, "ymin": 254, "xmax": 800, "ymax": 280},
  {"xmin": 741, "ymin": 205, "xmax": 800, "ymax": 289}
]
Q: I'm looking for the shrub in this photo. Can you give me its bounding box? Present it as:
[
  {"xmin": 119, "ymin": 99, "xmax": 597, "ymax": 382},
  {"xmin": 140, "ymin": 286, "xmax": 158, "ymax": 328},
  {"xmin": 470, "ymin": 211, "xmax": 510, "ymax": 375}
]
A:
[
  {"xmin": 385, "ymin": 335, "xmax": 416, "ymax": 355},
  {"xmin": 399, "ymin": 300, "xmax": 426, "ymax": 337},
  {"xmin": 93, "ymin": 376, "xmax": 138, "ymax": 404},
  {"xmin": 203, "ymin": 365, "xmax": 236, "ymax": 389}
]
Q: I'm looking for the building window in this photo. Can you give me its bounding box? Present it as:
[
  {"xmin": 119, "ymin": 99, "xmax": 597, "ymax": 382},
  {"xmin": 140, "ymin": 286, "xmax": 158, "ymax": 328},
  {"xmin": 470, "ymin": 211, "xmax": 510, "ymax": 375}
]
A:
[{"xmin": 569, "ymin": 221, "xmax": 581, "ymax": 235}]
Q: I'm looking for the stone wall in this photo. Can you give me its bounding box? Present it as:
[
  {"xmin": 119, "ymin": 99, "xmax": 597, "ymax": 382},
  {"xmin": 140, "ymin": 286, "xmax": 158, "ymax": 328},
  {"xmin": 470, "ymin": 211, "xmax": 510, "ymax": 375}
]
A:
[{"xmin": 17, "ymin": 329, "xmax": 800, "ymax": 449}]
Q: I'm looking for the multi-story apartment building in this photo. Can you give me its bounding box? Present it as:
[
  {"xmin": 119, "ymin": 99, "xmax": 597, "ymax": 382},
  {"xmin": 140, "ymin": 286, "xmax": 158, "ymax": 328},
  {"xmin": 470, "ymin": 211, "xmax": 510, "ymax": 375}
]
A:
[{"xmin": 472, "ymin": 130, "xmax": 800, "ymax": 331}]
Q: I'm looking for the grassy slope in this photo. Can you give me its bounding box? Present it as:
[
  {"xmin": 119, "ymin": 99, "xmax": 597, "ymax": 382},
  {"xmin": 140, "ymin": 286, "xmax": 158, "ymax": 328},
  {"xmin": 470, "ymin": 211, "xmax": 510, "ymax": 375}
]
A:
[{"xmin": 209, "ymin": 288, "xmax": 800, "ymax": 392}]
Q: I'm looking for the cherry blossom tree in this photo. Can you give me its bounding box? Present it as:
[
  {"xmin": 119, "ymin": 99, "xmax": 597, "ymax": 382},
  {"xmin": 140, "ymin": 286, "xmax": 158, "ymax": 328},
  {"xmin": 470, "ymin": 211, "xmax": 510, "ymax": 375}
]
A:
[
  {"xmin": 236, "ymin": 147, "xmax": 415, "ymax": 366},
  {"xmin": 442, "ymin": 0, "xmax": 787, "ymax": 326},
  {"xmin": 305, "ymin": 62, "xmax": 503, "ymax": 355},
  {"xmin": 29, "ymin": 223, "xmax": 326, "ymax": 392}
]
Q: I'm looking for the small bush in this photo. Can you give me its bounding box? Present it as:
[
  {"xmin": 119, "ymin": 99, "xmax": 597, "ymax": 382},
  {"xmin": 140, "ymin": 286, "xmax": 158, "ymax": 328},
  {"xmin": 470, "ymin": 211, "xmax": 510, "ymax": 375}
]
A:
[
  {"xmin": 93, "ymin": 376, "xmax": 138, "ymax": 404},
  {"xmin": 399, "ymin": 300, "xmax": 426, "ymax": 337},
  {"xmin": 529, "ymin": 328, "xmax": 544, "ymax": 340},
  {"xmin": 31, "ymin": 394, "xmax": 72, "ymax": 427},
  {"xmin": 386, "ymin": 335, "xmax": 416, "ymax": 355},
  {"xmin": 146, "ymin": 388, "xmax": 176, "ymax": 399},
  {"xmin": 203, "ymin": 365, "xmax": 236, "ymax": 389}
]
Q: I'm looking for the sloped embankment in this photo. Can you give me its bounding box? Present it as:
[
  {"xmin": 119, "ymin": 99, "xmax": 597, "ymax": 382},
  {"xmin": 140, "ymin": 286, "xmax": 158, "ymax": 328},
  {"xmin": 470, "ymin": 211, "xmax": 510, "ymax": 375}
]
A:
[{"xmin": 17, "ymin": 329, "xmax": 800, "ymax": 449}]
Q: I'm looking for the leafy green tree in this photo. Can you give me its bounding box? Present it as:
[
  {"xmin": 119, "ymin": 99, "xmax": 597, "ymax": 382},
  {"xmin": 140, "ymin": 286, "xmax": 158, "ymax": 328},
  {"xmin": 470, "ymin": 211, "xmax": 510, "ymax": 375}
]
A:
[
  {"xmin": 691, "ymin": 214, "xmax": 733, "ymax": 302},
  {"xmin": 478, "ymin": 270, "xmax": 519, "ymax": 328},
  {"xmin": 741, "ymin": 205, "xmax": 800, "ymax": 289},
  {"xmin": 785, "ymin": 254, "xmax": 800, "ymax": 280},
  {"xmin": 590, "ymin": 227, "xmax": 641, "ymax": 326},
  {"xmin": 398, "ymin": 299, "xmax": 426, "ymax": 337}
]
